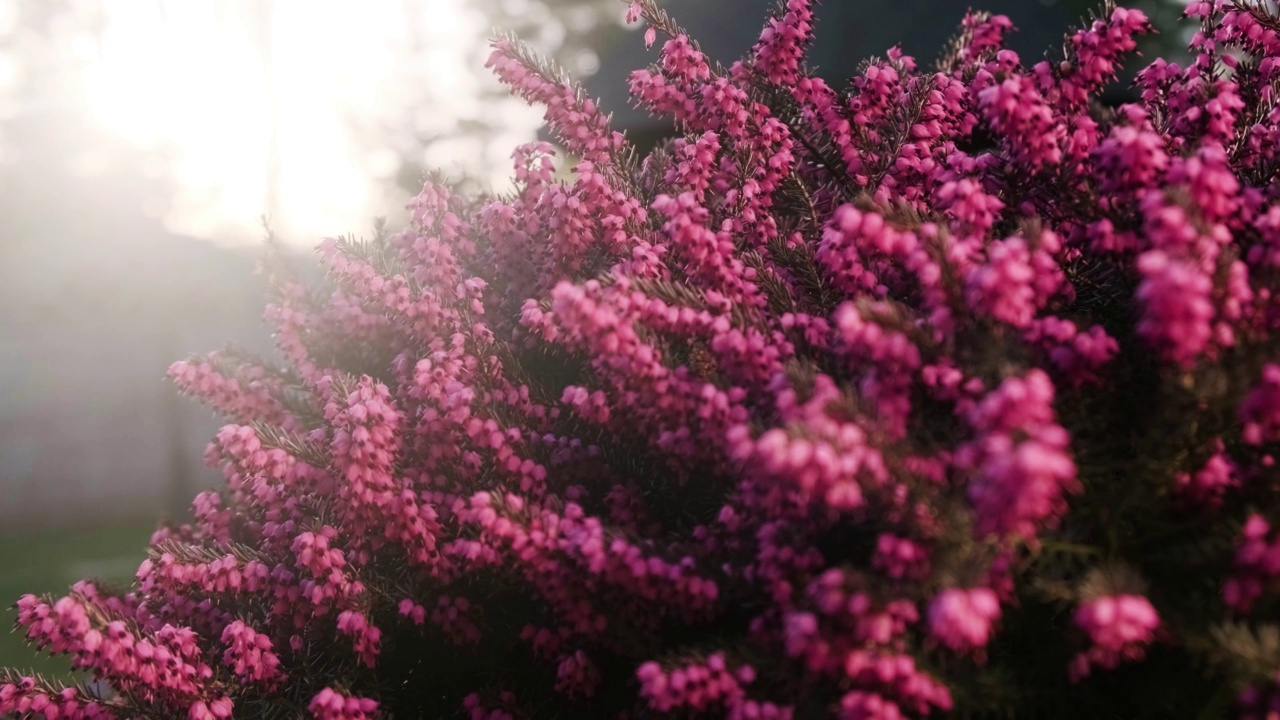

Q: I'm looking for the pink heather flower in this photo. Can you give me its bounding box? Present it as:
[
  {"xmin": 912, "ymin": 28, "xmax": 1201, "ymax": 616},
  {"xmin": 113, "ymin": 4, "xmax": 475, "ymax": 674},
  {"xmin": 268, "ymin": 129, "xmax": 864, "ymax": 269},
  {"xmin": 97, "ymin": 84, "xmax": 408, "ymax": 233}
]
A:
[
  {"xmin": 308, "ymin": 688, "xmax": 378, "ymax": 720},
  {"xmin": 1135, "ymin": 250, "xmax": 1215, "ymax": 368},
  {"xmin": 1173, "ymin": 441, "xmax": 1239, "ymax": 507},
  {"xmin": 837, "ymin": 691, "xmax": 903, "ymax": 720},
  {"xmin": 188, "ymin": 697, "xmax": 234, "ymax": 720},
  {"xmin": 169, "ymin": 354, "xmax": 291, "ymax": 428},
  {"xmin": 1249, "ymin": 203, "xmax": 1280, "ymax": 270},
  {"xmin": 832, "ymin": 301, "xmax": 921, "ymax": 439},
  {"xmin": 959, "ymin": 370, "xmax": 1079, "ymax": 540},
  {"xmin": 927, "ymin": 588, "xmax": 1001, "ymax": 652},
  {"xmin": 0, "ymin": 676, "xmax": 120, "ymax": 719},
  {"xmin": 733, "ymin": 373, "xmax": 890, "ymax": 511},
  {"xmin": 1240, "ymin": 363, "xmax": 1280, "ymax": 445},
  {"xmin": 462, "ymin": 691, "xmax": 520, "ymax": 720},
  {"xmin": 934, "ymin": 172, "xmax": 1005, "ymax": 247},
  {"xmin": 1094, "ymin": 122, "xmax": 1168, "ymax": 201},
  {"xmin": 487, "ymin": 38, "xmax": 625, "ymax": 167},
  {"xmin": 978, "ymin": 69, "xmax": 1064, "ymax": 171},
  {"xmin": 220, "ymin": 620, "xmax": 284, "ymax": 687},
  {"xmin": 1026, "ymin": 316, "xmax": 1119, "ymax": 385},
  {"xmin": 1224, "ymin": 514, "xmax": 1280, "ymax": 612},
  {"xmin": 872, "ymin": 534, "xmax": 930, "ymax": 581},
  {"xmin": 398, "ymin": 597, "xmax": 427, "ymax": 625},
  {"xmin": 747, "ymin": 0, "xmax": 814, "ymax": 86},
  {"xmin": 800, "ymin": 569, "xmax": 920, "ymax": 650},
  {"xmin": 636, "ymin": 654, "xmax": 749, "ymax": 712},
  {"xmin": 1046, "ymin": 6, "xmax": 1151, "ymax": 108},
  {"xmin": 965, "ymin": 236, "xmax": 1040, "ymax": 328},
  {"xmin": 336, "ymin": 611, "xmax": 382, "ymax": 668},
  {"xmin": 1166, "ymin": 143, "xmax": 1241, "ymax": 227},
  {"xmin": 1236, "ymin": 668, "xmax": 1280, "ymax": 720},
  {"xmin": 729, "ymin": 700, "xmax": 794, "ymax": 720},
  {"xmin": 1070, "ymin": 594, "xmax": 1160, "ymax": 680},
  {"xmin": 14, "ymin": 593, "xmax": 218, "ymax": 708},
  {"xmin": 841, "ymin": 651, "xmax": 953, "ymax": 715},
  {"xmin": 956, "ymin": 12, "xmax": 1015, "ymax": 65},
  {"xmin": 555, "ymin": 650, "xmax": 601, "ymax": 698}
]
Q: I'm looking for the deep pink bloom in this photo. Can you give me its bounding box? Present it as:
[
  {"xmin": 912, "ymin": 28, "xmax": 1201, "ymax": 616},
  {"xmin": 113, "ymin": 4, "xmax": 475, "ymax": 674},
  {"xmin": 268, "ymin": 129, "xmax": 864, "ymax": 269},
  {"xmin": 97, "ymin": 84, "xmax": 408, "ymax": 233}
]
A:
[
  {"xmin": 308, "ymin": 688, "xmax": 378, "ymax": 720},
  {"xmin": 927, "ymin": 588, "xmax": 1001, "ymax": 652},
  {"xmin": 1070, "ymin": 594, "xmax": 1160, "ymax": 680}
]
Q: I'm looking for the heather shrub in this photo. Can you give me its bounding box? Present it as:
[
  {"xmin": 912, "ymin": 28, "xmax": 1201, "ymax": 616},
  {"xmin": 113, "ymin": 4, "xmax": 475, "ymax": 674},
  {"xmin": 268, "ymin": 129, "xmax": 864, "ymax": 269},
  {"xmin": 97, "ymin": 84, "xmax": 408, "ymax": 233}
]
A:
[{"xmin": 9, "ymin": 0, "xmax": 1280, "ymax": 717}]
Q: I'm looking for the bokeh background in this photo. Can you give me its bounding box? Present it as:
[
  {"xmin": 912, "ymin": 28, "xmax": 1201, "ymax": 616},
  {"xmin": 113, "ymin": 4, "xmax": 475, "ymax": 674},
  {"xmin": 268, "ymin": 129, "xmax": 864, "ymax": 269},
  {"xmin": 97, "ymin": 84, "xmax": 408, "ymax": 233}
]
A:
[{"xmin": 0, "ymin": 0, "xmax": 1189, "ymax": 671}]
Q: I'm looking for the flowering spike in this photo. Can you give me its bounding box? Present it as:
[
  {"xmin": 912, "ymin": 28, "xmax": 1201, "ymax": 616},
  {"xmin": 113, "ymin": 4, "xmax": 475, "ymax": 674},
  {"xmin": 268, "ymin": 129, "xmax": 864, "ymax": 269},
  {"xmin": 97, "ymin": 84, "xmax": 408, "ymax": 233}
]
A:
[{"xmin": 487, "ymin": 35, "xmax": 627, "ymax": 166}]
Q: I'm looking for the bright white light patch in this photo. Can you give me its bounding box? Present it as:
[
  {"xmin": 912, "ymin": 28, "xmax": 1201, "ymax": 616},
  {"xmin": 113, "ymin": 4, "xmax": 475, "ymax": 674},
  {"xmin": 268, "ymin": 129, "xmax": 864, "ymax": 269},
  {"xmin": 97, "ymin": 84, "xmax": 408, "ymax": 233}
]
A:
[{"xmin": 79, "ymin": 0, "xmax": 517, "ymax": 246}]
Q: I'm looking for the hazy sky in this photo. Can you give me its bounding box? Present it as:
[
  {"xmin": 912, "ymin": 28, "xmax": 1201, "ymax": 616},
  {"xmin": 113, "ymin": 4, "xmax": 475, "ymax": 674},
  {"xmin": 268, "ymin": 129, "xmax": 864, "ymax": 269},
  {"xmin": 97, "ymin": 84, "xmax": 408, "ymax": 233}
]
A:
[{"xmin": 71, "ymin": 0, "xmax": 545, "ymax": 246}]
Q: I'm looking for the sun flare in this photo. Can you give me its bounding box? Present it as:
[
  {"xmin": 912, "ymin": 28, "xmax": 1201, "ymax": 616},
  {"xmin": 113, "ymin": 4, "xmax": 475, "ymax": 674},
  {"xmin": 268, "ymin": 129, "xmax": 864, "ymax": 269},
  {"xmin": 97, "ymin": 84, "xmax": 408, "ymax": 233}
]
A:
[{"xmin": 79, "ymin": 0, "xmax": 497, "ymax": 245}]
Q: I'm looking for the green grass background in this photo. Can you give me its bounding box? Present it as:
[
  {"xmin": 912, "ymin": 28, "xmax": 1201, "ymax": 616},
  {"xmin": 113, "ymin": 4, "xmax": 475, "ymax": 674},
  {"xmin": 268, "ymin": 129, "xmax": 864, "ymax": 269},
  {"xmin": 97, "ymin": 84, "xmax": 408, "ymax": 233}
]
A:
[{"xmin": 0, "ymin": 521, "xmax": 155, "ymax": 674}]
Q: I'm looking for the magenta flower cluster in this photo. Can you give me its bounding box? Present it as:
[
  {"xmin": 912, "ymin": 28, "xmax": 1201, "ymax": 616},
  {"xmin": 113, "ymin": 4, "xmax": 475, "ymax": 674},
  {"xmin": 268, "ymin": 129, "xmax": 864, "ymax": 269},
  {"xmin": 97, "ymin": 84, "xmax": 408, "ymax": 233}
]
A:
[
  {"xmin": 1069, "ymin": 593, "xmax": 1161, "ymax": 681},
  {"xmin": 8, "ymin": 0, "xmax": 1280, "ymax": 717}
]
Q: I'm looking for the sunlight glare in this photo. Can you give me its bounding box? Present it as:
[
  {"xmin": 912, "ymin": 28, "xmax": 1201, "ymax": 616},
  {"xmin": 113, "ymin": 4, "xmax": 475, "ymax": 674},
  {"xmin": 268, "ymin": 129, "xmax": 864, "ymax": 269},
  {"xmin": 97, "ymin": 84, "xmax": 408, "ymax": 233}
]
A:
[{"xmin": 80, "ymin": 0, "xmax": 492, "ymax": 246}]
